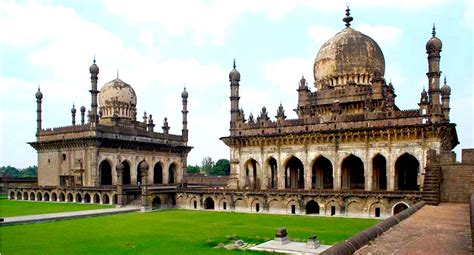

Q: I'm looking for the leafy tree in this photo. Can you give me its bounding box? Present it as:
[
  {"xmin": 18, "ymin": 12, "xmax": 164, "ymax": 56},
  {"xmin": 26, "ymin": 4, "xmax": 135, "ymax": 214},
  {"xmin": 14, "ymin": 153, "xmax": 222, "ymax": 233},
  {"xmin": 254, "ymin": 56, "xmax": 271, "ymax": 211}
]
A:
[
  {"xmin": 186, "ymin": 165, "xmax": 201, "ymax": 174},
  {"xmin": 201, "ymin": 156, "xmax": 215, "ymax": 175},
  {"xmin": 209, "ymin": 159, "xmax": 230, "ymax": 176},
  {"xmin": 0, "ymin": 165, "xmax": 37, "ymax": 177}
]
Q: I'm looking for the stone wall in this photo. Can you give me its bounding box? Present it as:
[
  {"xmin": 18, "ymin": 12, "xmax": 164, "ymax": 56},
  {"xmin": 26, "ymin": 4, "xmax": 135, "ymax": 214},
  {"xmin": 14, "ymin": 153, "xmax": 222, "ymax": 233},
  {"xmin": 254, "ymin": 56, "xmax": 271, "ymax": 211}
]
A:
[{"xmin": 440, "ymin": 149, "xmax": 474, "ymax": 203}]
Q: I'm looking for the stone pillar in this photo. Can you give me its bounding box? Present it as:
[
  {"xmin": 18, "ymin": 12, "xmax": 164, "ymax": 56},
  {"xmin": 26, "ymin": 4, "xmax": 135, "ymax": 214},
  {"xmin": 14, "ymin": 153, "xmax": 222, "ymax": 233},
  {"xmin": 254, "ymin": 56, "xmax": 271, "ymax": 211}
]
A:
[
  {"xmin": 304, "ymin": 161, "xmax": 312, "ymax": 191},
  {"xmin": 277, "ymin": 163, "xmax": 285, "ymax": 189},
  {"xmin": 139, "ymin": 160, "xmax": 149, "ymax": 209},
  {"xmin": 116, "ymin": 162, "xmax": 124, "ymax": 207}
]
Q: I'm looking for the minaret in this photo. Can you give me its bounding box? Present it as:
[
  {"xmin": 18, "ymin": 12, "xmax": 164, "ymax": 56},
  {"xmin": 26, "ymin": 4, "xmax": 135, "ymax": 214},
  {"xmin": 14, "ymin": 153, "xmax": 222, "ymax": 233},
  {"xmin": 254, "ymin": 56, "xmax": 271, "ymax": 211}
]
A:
[
  {"xmin": 71, "ymin": 104, "xmax": 76, "ymax": 126},
  {"xmin": 440, "ymin": 76, "xmax": 451, "ymax": 121},
  {"xmin": 425, "ymin": 24, "xmax": 443, "ymax": 122},
  {"xmin": 181, "ymin": 87, "xmax": 189, "ymax": 143},
  {"xmin": 80, "ymin": 106, "xmax": 86, "ymax": 125},
  {"xmin": 89, "ymin": 58, "xmax": 100, "ymax": 124},
  {"xmin": 229, "ymin": 59, "xmax": 241, "ymax": 135},
  {"xmin": 147, "ymin": 114, "xmax": 155, "ymax": 132},
  {"xmin": 35, "ymin": 86, "xmax": 43, "ymax": 138}
]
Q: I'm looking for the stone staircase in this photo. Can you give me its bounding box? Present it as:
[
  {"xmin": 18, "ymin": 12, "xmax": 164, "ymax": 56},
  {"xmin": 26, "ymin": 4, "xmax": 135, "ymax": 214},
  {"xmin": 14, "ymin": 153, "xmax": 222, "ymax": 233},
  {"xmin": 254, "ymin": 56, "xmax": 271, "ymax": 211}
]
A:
[{"xmin": 422, "ymin": 164, "xmax": 441, "ymax": 205}]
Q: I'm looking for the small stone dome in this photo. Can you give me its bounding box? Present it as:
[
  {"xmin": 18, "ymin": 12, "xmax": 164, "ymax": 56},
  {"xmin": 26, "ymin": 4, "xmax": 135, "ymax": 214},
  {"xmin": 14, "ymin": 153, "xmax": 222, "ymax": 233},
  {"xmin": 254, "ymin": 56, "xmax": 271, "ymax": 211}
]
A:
[
  {"xmin": 314, "ymin": 27, "xmax": 385, "ymax": 89},
  {"xmin": 99, "ymin": 78, "xmax": 137, "ymax": 120},
  {"xmin": 181, "ymin": 87, "xmax": 188, "ymax": 98},
  {"xmin": 71, "ymin": 105, "xmax": 76, "ymax": 113},
  {"xmin": 35, "ymin": 88, "xmax": 43, "ymax": 99},
  {"xmin": 441, "ymin": 83, "xmax": 451, "ymax": 95},
  {"xmin": 426, "ymin": 26, "xmax": 442, "ymax": 53},
  {"xmin": 80, "ymin": 106, "xmax": 86, "ymax": 112},
  {"xmin": 229, "ymin": 60, "xmax": 240, "ymax": 82},
  {"xmin": 89, "ymin": 60, "xmax": 99, "ymax": 74}
]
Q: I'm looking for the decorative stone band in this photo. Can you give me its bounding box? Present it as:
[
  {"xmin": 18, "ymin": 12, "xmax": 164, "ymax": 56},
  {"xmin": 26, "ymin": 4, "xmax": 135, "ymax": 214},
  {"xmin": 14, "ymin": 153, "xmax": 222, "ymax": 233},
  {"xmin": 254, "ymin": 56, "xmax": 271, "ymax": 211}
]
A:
[{"xmin": 320, "ymin": 201, "xmax": 426, "ymax": 255}]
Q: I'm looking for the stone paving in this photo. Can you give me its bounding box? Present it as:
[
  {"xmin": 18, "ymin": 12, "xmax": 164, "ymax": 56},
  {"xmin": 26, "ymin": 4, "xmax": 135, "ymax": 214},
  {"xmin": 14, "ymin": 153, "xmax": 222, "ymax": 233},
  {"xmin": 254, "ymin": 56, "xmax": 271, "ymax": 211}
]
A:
[
  {"xmin": 355, "ymin": 203, "xmax": 472, "ymax": 255},
  {"xmin": 2, "ymin": 206, "xmax": 141, "ymax": 226}
]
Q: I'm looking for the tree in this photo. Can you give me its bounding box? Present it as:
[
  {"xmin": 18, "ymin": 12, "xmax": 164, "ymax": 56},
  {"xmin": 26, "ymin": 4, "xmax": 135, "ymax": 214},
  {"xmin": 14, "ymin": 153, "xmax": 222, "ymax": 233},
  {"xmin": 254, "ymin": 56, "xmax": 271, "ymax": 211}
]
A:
[
  {"xmin": 0, "ymin": 165, "xmax": 37, "ymax": 177},
  {"xmin": 201, "ymin": 157, "xmax": 215, "ymax": 175},
  {"xmin": 186, "ymin": 165, "xmax": 200, "ymax": 174},
  {"xmin": 209, "ymin": 159, "xmax": 230, "ymax": 176}
]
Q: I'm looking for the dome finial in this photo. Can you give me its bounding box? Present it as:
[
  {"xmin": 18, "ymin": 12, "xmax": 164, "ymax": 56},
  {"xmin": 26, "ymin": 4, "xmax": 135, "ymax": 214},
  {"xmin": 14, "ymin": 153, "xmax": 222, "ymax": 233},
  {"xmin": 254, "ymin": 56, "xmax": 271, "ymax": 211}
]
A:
[
  {"xmin": 116, "ymin": 69, "xmax": 119, "ymax": 79},
  {"xmin": 432, "ymin": 23, "xmax": 436, "ymax": 37},
  {"xmin": 233, "ymin": 58, "xmax": 236, "ymax": 69},
  {"xmin": 93, "ymin": 54, "xmax": 96, "ymax": 64},
  {"xmin": 444, "ymin": 76, "xmax": 447, "ymax": 85},
  {"xmin": 343, "ymin": 5, "xmax": 353, "ymax": 28}
]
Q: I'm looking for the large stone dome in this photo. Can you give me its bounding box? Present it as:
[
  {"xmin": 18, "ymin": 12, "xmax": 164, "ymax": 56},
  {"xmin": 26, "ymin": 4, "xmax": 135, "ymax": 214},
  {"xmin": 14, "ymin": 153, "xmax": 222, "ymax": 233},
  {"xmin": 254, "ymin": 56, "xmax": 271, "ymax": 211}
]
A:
[
  {"xmin": 313, "ymin": 27, "xmax": 385, "ymax": 89},
  {"xmin": 99, "ymin": 78, "xmax": 137, "ymax": 120}
]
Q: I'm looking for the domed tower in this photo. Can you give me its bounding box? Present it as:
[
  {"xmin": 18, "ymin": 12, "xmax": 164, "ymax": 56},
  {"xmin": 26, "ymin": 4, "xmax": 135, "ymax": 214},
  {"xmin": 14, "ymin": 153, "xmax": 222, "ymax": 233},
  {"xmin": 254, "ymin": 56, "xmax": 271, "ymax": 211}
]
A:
[
  {"xmin": 98, "ymin": 78, "xmax": 137, "ymax": 125},
  {"xmin": 313, "ymin": 7, "xmax": 385, "ymax": 90},
  {"xmin": 425, "ymin": 24, "xmax": 443, "ymax": 123},
  {"xmin": 229, "ymin": 59, "xmax": 241, "ymax": 134}
]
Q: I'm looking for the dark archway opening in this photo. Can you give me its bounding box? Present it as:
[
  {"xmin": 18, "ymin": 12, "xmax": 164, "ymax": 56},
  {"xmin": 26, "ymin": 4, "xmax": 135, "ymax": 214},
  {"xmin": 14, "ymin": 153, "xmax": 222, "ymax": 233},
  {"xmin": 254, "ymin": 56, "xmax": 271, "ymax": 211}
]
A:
[
  {"xmin": 245, "ymin": 159, "xmax": 259, "ymax": 189},
  {"xmin": 154, "ymin": 163, "xmax": 163, "ymax": 184},
  {"xmin": 9, "ymin": 191, "xmax": 15, "ymax": 199},
  {"xmin": 67, "ymin": 193, "xmax": 73, "ymax": 202},
  {"xmin": 285, "ymin": 156, "xmax": 304, "ymax": 189},
  {"xmin": 306, "ymin": 200, "xmax": 320, "ymax": 214},
  {"xmin": 204, "ymin": 197, "xmax": 215, "ymax": 210},
  {"xmin": 51, "ymin": 193, "xmax": 57, "ymax": 201},
  {"xmin": 372, "ymin": 154, "xmax": 387, "ymax": 190},
  {"xmin": 84, "ymin": 193, "xmax": 91, "ymax": 203},
  {"xmin": 393, "ymin": 203, "xmax": 409, "ymax": 215},
  {"xmin": 291, "ymin": 204, "xmax": 296, "ymax": 214},
  {"xmin": 103, "ymin": 194, "xmax": 110, "ymax": 204},
  {"xmin": 312, "ymin": 156, "xmax": 333, "ymax": 189},
  {"xmin": 44, "ymin": 193, "xmax": 50, "ymax": 201},
  {"xmin": 168, "ymin": 163, "xmax": 176, "ymax": 184},
  {"xmin": 23, "ymin": 192, "xmax": 28, "ymax": 200},
  {"xmin": 30, "ymin": 192, "xmax": 35, "ymax": 201},
  {"xmin": 37, "ymin": 193, "xmax": 43, "ymax": 201},
  {"xmin": 93, "ymin": 194, "xmax": 100, "ymax": 204},
  {"xmin": 152, "ymin": 197, "xmax": 161, "ymax": 209},
  {"xmin": 122, "ymin": 161, "xmax": 131, "ymax": 185},
  {"xmin": 137, "ymin": 165, "xmax": 142, "ymax": 186},
  {"xmin": 341, "ymin": 155, "xmax": 365, "ymax": 189},
  {"xmin": 395, "ymin": 153, "xmax": 419, "ymax": 190},
  {"xmin": 268, "ymin": 157, "xmax": 277, "ymax": 189},
  {"xmin": 76, "ymin": 193, "xmax": 82, "ymax": 203},
  {"xmin": 16, "ymin": 191, "xmax": 21, "ymax": 200},
  {"xmin": 59, "ymin": 193, "xmax": 65, "ymax": 202},
  {"xmin": 99, "ymin": 160, "xmax": 112, "ymax": 185}
]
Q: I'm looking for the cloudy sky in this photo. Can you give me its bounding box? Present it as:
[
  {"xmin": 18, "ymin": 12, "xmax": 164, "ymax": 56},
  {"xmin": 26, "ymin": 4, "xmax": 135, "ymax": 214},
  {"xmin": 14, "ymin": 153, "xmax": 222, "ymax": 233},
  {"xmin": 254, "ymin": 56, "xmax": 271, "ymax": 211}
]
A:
[{"xmin": 1, "ymin": 0, "xmax": 473, "ymax": 168}]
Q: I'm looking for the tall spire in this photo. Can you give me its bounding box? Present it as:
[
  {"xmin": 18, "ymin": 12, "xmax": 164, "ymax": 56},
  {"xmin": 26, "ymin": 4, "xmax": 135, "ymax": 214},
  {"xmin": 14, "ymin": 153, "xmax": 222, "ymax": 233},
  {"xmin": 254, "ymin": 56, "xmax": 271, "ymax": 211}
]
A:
[
  {"xmin": 432, "ymin": 23, "xmax": 436, "ymax": 37},
  {"xmin": 343, "ymin": 5, "xmax": 353, "ymax": 28},
  {"xmin": 89, "ymin": 58, "xmax": 99, "ymax": 125},
  {"xmin": 233, "ymin": 58, "xmax": 236, "ymax": 69}
]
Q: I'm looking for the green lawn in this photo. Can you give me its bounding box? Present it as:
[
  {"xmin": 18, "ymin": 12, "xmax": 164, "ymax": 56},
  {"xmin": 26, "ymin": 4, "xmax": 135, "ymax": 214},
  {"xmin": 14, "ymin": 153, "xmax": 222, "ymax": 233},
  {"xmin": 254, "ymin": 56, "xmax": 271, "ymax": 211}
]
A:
[
  {"xmin": 0, "ymin": 196, "xmax": 113, "ymax": 217},
  {"xmin": 1, "ymin": 209, "xmax": 378, "ymax": 254}
]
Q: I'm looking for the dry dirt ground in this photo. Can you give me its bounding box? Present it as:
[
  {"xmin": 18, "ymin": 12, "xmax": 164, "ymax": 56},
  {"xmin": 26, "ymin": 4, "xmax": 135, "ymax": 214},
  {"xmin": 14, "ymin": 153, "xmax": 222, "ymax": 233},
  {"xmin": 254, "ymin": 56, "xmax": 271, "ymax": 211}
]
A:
[{"xmin": 355, "ymin": 203, "xmax": 472, "ymax": 255}]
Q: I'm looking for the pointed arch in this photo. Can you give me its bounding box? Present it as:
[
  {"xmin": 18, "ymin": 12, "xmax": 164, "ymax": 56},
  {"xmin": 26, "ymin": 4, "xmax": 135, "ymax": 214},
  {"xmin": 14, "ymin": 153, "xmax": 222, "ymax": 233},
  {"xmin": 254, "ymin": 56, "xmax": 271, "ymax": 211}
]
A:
[
  {"xmin": 76, "ymin": 193, "xmax": 82, "ymax": 203},
  {"xmin": 395, "ymin": 153, "xmax": 420, "ymax": 190},
  {"xmin": 102, "ymin": 194, "xmax": 110, "ymax": 204},
  {"xmin": 37, "ymin": 192, "xmax": 43, "ymax": 201},
  {"xmin": 312, "ymin": 155, "xmax": 333, "ymax": 189},
  {"xmin": 168, "ymin": 162, "xmax": 177, "ymax": 184},
  {"xmin": 67, "ymin": 193, "xmax": 73, "ymax": 202},
  {"xmin": 154, "ymin": 161, "xmax": 163, "ymax": 184},
  {"xmin": 393, "ymin": 202, "xmax": 409, "ymax": 215},
  {"xmin": 122, "ymin": 160, "xmax": 131, "ymax": 185},
  {"xmin": 265, "ymin": 157, "xmax": 278, "ymax": 189},
  {"xmin": 84, "ymin": 193, "xmax": 91, "ymax": 203},
  {"xmin": 306, "ymin": 200, "xmax": 320, "ymax": 214},
  {"xmin": 44, "ymin": 192, "xmax": 50, "ymax": 201},
  {"xmin": 30, "ymin": 192, "xmax": 35, "ymax": 201},
  {"xmin": 99, "ymin": 160, "xmax": 112, "ymax": 185},
  {"xmin": 152, "ymin": 196, "xmax": 161, "ymax": 209},
  {"xmin": 204, "ymin": 197, "xmax": 215, "ymax": 210},
  {"xmin": 93, "ymin": 193, "xmax": 100, "ymax": 204},
  {"xmin": 372, "ymin": 154, "xmax": 387, "ymax": 190},
  {"xmin": 284, "ymin": 156, "xmax": 304, "ymax": 189},
  {"xmin": 341, "ymin": 154, "xmax": 365, "ymax": 189},
  {"xmin": 244, "ymin": 158, "xmax": 260, "ymax": 189}
]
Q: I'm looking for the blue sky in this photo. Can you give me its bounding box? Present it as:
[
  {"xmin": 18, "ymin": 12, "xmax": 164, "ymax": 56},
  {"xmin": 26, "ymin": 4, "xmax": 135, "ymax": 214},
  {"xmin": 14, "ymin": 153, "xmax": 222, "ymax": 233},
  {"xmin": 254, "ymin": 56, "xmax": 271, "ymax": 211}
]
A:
[{"xmin": 1, "ymin": 0, "xmax": 473, "ymax": 168}]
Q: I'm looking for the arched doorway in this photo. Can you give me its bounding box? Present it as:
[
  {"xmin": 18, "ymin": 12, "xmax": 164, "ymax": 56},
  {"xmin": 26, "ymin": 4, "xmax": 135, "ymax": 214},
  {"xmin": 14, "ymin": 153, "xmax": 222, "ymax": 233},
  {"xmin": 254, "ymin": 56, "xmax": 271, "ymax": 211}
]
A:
[
  {"xmin": 76, "ymin": 193, "xmax": 82, "ymax": 203},
  {"xmin": 136, "ymin": 165, "xmax": 142, "ymax": 186},
  {"xmin": 103, "ymin": 194, "xmax": 110, "ymax": 204},
  {"xmin": 152, "ymin": 197, "xmax": 161, "ymax": 209},
  {"xmin": 122, "ymin": 161, "xmax": 131, "ymax": 185},
  {"xmin": 93, "ymin": 194, "xmax": 100, "ymax": 204},
  {"xmin": 16, "ymin": 191, "xmax": 22, "ymax": 200},
  {"xmin": 204, "ymin": 197, "xmax": 215, "ymax": 210},
  {"xmin": 37, "ymin": 193, "xmax": 43, "ymax": 201},
  {"xmin": 312, "ymin": 156, "xmax": 333, "ymax": 189},
  {"xmin": 84, "ymin": 193, "xmax": 91, "ymax": 203},
  {"xmin": 306, "ymin": 200, "xmax": 320, "ymax": 214},
  {"xmin": 245, "ymin": 159, "xmax": 260, "ymax": 189},
  {"xmin": 267, "ymin": 157, "xmax": 278, "ymax": 189},
  {"xmin": 30, "ymin": 192, "xmax": 35, "ymax": 201},
  {"xmin": 67, "ymin": 193, "xmax": 73, "ymax": 202},
  {"xmin": 59, "ymin": 193, "xmax": 65, "ymax": 202},
  {"xmin": 44, "ymin": 193, "xmax": 50, "ymax": 201},
  {"xmin": 99, "ymin": 160, "xmax": 112, "ymax": 185},
  {"xmin": 372, "ymin": 154, "xmax": 387, "ymax": 190},
  {"xmin": 393, "ymin": 203, "xmax": 409, "ymax": 215},
  {"xmin": 285, "ymin": 156, "xmax": 304, "ymax": 189},
  {"xmin": 341, "ymin": 155, "xmax": 365, "ymax": 189},
  {"xmin": 9, "ymin": 191, "xmax": 14, "ymax": 199},
  {"xmin": 51, "ymin": 192, "xmax": 57, "ymax": 201},
  {"xmin": 23, "ymin": 192, "xmax": 28, "ymax": 200},
  {"xmin": 395, "ymin": 153, "xmax": 419, "ymax": 190},
  {"xmin": 154, "ymin": 162, "xmax": 163, "ymax": 184},
  {"xmin": 168, "ymin": 163, "xmax": 176, "ymax": 184}
]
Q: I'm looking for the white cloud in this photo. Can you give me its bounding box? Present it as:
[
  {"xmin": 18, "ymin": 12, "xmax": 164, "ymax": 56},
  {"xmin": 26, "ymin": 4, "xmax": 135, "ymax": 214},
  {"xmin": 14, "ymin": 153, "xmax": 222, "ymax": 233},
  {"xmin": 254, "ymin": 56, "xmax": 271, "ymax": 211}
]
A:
[{"xmin": 308, "ymin": 26, "xmax": 338, "ymax": 49}]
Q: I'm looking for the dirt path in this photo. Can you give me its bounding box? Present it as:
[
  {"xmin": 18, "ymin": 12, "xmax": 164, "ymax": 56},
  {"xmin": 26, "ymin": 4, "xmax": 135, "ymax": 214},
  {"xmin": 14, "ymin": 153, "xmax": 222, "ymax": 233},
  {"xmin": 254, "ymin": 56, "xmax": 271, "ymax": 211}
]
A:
[{"xmin": 355, "ymin": 203, "xmax": 472, "ymax": 255}]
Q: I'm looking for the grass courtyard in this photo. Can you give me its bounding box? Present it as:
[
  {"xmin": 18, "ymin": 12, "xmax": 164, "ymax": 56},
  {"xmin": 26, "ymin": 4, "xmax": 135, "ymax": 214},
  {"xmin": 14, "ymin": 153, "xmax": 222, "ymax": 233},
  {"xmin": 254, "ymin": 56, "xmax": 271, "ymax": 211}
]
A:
[
  {"xmin": 1, "ymin": 207, "xmax": 378, "ymax": 254},
  {"xmin": 0, "ymin": 196, "xmax": 113, "ymax": 217}
]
